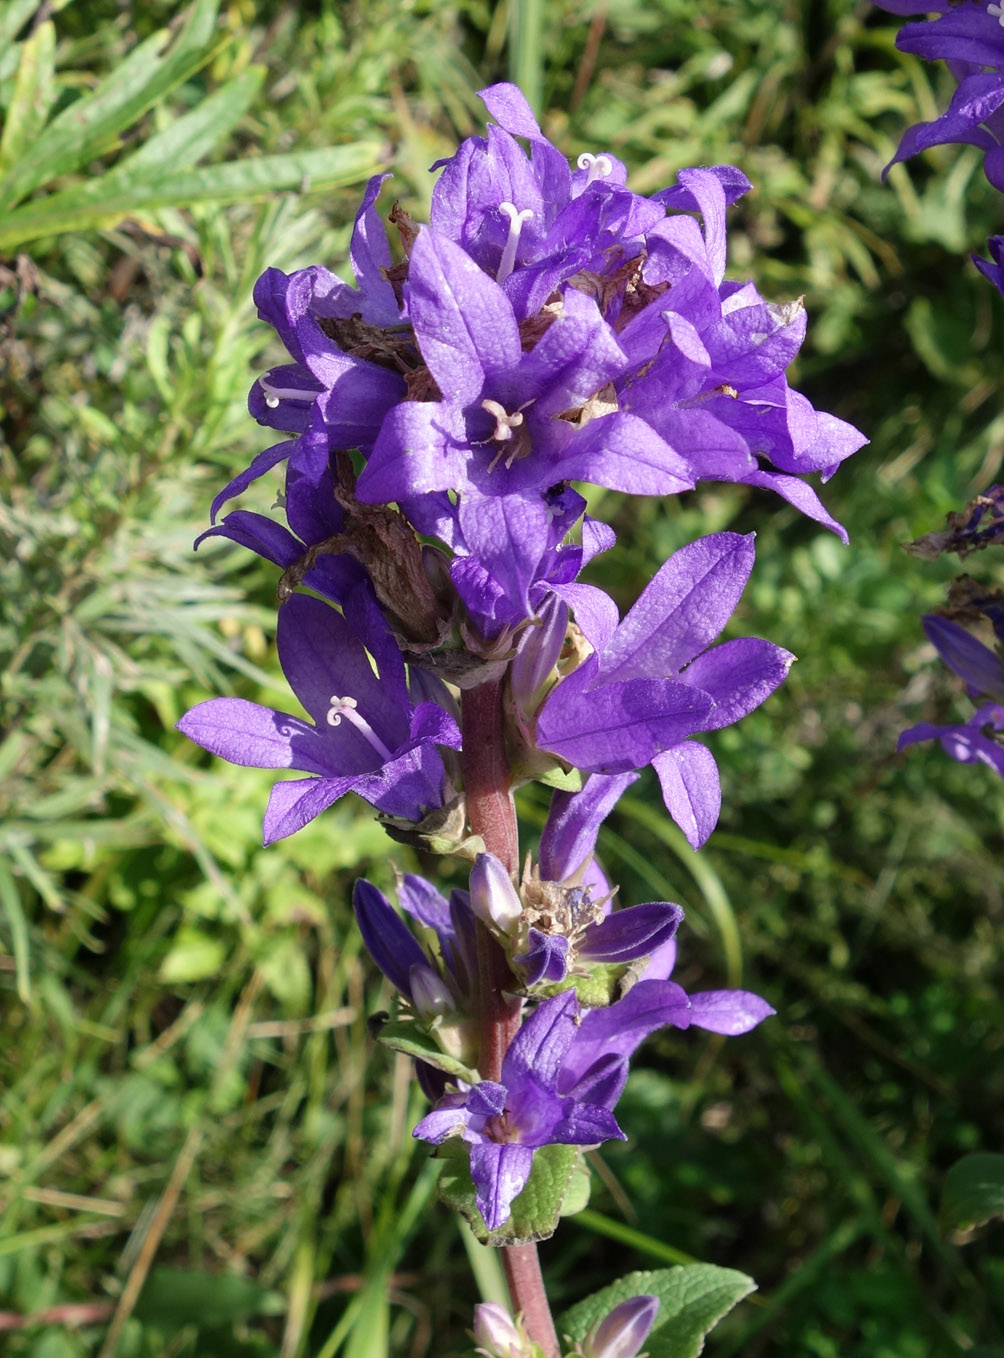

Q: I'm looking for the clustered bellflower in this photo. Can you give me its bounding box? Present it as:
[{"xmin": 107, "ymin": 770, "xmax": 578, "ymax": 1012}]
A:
[
  {"xmin": 875, "ymin": 1, "xmax": 1004, "ymax": 294},
  {"xmin": 178, "ymin": 81, "xmax": 864, "ymax": 1320}
]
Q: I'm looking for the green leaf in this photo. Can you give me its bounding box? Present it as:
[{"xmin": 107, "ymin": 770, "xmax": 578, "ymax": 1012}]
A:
[
  {"xmin": 0, "ymin": 142, "xmax": 386, "ymax": 250},
  {"xmin": 558, "ymin": 1265, "xmax": 756, "ymax": 1358},
  {"xmin": 0, "ymin": 0, "xmax": 41, "ymax": 52},
  {"xmin": 159, "ymin": 926, "xmax": 226, "ymax": 983},
  {"xmin": 435, "ymin": 1140, "xmax": 582, "ymax": 1246},
  {"xmin": 106, "ymin": 65, "xmax": 265, "ymax": 181},
  {"xmin": 0, "ymin": 856, "xmax": 31, "ymax": 1003},
  {"xmin": 941, "ymin": 1153, "xmax": 1004, "ymax": 1234},
  {"xmin": 374, "ymin": 1019, "xmax": 478, "ymax": 1083},
  {"xmin": 134, "ymin": 1267, "xmax": 282, "ymax": 1329},
  {"xmin": 0, "ymin": 18, "xmax": 56, "ymax": 180},
  {"xmin": 0, "ymin": 0, "xmax": 221, "ymax": 207}
]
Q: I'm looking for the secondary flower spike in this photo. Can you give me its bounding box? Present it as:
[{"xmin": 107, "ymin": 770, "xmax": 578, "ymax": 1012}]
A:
[{"xmin": 875, "ymin": 2, "xmax": 1004, "ymax": 192}]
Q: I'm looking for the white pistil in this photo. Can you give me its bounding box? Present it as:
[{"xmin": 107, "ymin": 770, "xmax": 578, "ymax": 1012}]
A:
[
  {"xmin": 258, "ymin": 375, "xmax": 315, "ymax": 409},
  {"xmin": 481, "ymin": 398, "xmax": 524, "ymax": 442},
  {"xmin": 496, "ymin": 201, "xmax": 534, "ymax": 283},
  {"xmin": 990, "ymin": 2, "xmax": 1004, "ymax": 25},
  {"xmin": 326, "ymin": 694, "xmax": 393, "ymax": 760},
  {"xmin": 577, "ymin": 151, "xmax": 614, "ymax": 185}
]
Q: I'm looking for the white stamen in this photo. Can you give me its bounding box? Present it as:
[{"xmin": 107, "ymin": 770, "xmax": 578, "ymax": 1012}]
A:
[
  {"xmin": 496, "ymin": 201, "xmax": 534, "ymax": 283},
  {"xmin": 576, "ymin": 151, "xmax": 613, "ymax": 185},
  {"xmin": 990, "ymin": 2, "xmax": 1004, "ymax": 25},
  {"xmin": 326, "ymin": 694, "xmax": 393, "ymax": 760},
  {"xmin": 259, "ymin": 375, "xmax": 315, "ymax": 409}
]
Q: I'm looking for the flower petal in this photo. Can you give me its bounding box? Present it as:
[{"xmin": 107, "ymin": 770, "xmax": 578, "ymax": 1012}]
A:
[
  {"xmin": 470, "ymin": 1142, "xmax": 535, "ymax": 1232},
  {"xmin": 598, "ymin": 533, "xmax": 756, "ymax": 682}
]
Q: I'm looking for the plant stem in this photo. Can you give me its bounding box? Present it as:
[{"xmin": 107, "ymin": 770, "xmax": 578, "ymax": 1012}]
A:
[{"xmin": 461, "ymin": 677, "xmax": 560, "ymax": 1358}]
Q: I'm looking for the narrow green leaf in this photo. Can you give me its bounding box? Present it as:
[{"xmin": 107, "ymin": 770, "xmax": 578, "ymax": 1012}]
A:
[
  {"xmin": 375, "ymin": 1019, "xmax": 479, "ymax": 1084},
  {"xmin": 435, "ymin": 1140, "xmax": 582, "ymax": 1246},
  {"xmin": 0, "ymin": 0, "xmax": 40, "ymax": 49},
  {"xmin": 573, "ymin": 1209, "xmax": 696, "ymax": 1267},
  {"xmin": 0, "ymin": 0, "xmax": 221, "ymax": 206},
  {"xmin": 558, "ymin": 1265, "xmax": 756, "ymax": 1358},
  {"xmin": 134, "ymin": 1268, "xmax": 283, "ymax": 1328},
  {"xmin": 0, "ymin": 856, "xmax": 31, "ymax": 1003},
  {"xmin": 0, "ymin": 142, "xmax": 386, "ymax": 250},
  {"xmin": 941, "ymin": 1153, "xmax": 1004, "ymax": 1234},
  {"xmin": 0, "ymin": 18, "xmax": 56, "ymax": 179},
  {"xmin": 107, "ymin": 66, "xmax": 265, "ymax": 181}
]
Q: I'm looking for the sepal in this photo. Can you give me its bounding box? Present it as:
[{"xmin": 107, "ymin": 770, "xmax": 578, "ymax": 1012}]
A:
[
  {"xmin": 435, "ymin": 1140, "xmax": 586, "ymax": 1246},
  {"xmin": 372, "ymin": 1016, "xmax": 479, "ymax": 1083}
]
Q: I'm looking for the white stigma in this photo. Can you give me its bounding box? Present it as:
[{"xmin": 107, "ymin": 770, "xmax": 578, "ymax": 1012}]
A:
[
  {"xmin": 481, "ymin": 398, "xmax": 524, "ymax": 442},
  {"xmin": 326, "ymin": 695, "xmax": 393, "ymax": 760},
  {"xmin": 259, "ymin": 374, "xmax": 315, "ymax": 409},
  {"xmin": 990, "ymin": 2, "xmax": 1004, "ymax": 25},
  {"xmin": 496, "ymin": 201, "xmax": 534, "ymax": 283},
  {"xmin": 576, "ymin": 151, "xmax": 613, "ymax": 185}
]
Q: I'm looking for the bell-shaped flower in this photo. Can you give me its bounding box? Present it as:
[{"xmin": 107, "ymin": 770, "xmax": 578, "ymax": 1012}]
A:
[
  {"xmin": 472, "ymin": 1302, "xmax": 534, "ymax": 1358},
  {"xmin": 975, "ymin": 235, "xmax": 1004, "ymax": 297},
  {"xmin": 581, "ymin": 1296, "xmax": 660, "ymax": 1358},
  {"xmin": 874, "ymin": 3, "xmax": 1004, "ymax": 193},
  {"xmin": 536, "ymin": 533, "xmax": 794, "ymax": 846},
  {"xmin": 899, "ymin": 702, "xmax": 1004, "ymax": 780},
  {"xmin": 177, "ymin": 590, "xmax": 460, "ymax": 843},
  {"xmin": 413, "ymin": 991, "xmax": 626, "ymax": 1230},
  {"xmin": 922, "ymin": 614, "xmax": 1004, "ymax": 703}
]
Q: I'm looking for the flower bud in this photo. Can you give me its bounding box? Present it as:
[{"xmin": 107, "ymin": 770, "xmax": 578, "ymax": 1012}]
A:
[
  {"xmin": 472, "ymin": 1301, "xmax": 529, "ymax": 1358},
  {"xmin": 469, "ymin": 853, "xmax": 523, "ymax": 935},
  {"xmin": 408, "ymin": 963, "xmax": 454, "ymax": 1020},
  {"xmin": 511, "ymin": 594, "xmax": 568, "ymax": 718},
  {"xmin": 582, "ymin": 1295, "xmax": 659, "ymax": 1358}
]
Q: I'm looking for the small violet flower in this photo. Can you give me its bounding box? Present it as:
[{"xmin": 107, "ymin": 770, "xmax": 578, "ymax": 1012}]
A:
[
  {"xmin": 580, "ymin": 1295, "xmax": 660, "ymax": 1358},
  {"xmin": 535, "ymin": 532, "xmax": 795, "ymax": 847},
  {"xmin": 899, "ymin": 701, "xmax": 1004, "ymax": 779},
  {"xmin": 413, "ymin": 991, "xmax": 626, "ymax": 1231},
  {"xmin": 177, "ymin": 590, "xmax": 460, "ymax": 843},
  {"xmin": 875, "ymin": 2, "xmax": 1004, "ymax": 193},
  {"xmin": 415, "ymin": 972, "xmax": 774, "ymax": 1231}
]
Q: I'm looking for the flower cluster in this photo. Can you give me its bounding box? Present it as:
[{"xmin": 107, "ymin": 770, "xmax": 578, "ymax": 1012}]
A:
[
  {"xmin": 899, "ymin": 576, "xmax": 1004, "ymax": 781},
  {"xmin": 178, "ymin": 83, "xmax": 864, "ymax": 1336},
  {"xmin": 876, "ymin": 1, "xmax": 1004, "ymax": 294}
]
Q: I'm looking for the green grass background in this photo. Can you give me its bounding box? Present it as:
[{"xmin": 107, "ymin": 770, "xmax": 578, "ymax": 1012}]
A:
[{"xmin": 2, "ymin": 1, "xmax": 1003, "ymax": 1354}]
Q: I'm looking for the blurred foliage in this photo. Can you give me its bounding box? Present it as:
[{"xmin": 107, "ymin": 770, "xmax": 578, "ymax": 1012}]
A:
[{"xmin": 1, "ymin": 0, "xmax": 1003, "ymax": 1355}]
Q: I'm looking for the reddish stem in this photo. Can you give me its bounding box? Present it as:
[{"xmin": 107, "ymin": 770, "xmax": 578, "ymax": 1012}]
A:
[{"xmin": 461, "ymin": 678, "xmax": 560, "ymax": 1358}]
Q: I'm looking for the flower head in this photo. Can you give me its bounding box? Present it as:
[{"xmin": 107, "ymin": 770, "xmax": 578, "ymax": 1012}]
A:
[{"xmin": 177, "ymin": 590, "xmax": 460, "ymax": 842}]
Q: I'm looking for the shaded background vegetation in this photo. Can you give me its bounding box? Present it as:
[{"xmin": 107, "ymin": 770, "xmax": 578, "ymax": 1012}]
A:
[{"xmin": 2, "ymin": 1, "xmax": 1003, "ymax": 1354}]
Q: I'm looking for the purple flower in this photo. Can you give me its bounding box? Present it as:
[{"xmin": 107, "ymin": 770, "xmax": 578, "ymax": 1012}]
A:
[
  {"xmin": 414, "ymin": 967, "xmax": 774, "ymax": 1230},
  {"xmin": 582, "ymin": 1296, "xmax": 660, "ymax": 1358},
  {"xmin": 468, "ymin": 849, "xmax": 684, "ymax": 989},
  {"xmin": 536, "ymin": 532, "xmax": 794, "ymax": 846},
  {"xmin": 974, "ymin": 234, "xmax": 1004, "ymax": 296},
  {"xmin": 921, "ymin": 614, "xmax": 1004, "ymax": 702},
  {"xmin": 414, "ymin": 991, "xmax": 626, "ymax": 1230},
  {"xmin": 215, "ymin": 181, "xmax": 409, "ymax": 519},
  {"xmin": 353, "ymin": 875, "xmax": 477, "ymax": 1013},
  {"xmin": 899, "ymin": 701, "xmax": 1004, "ymax": 779},
  {"xmin": 177, "ymin": 590, "xmax": 460, "ymax": 842},
  {"xmin": 352, "ymin": 228, "xmax": 694, "ymax": 608},
  {"xmin": 875, "ymin": 2, "xmax": 1004, "ymax": 192}
]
